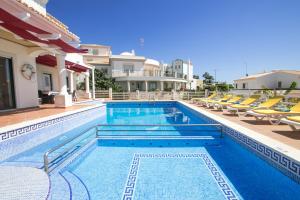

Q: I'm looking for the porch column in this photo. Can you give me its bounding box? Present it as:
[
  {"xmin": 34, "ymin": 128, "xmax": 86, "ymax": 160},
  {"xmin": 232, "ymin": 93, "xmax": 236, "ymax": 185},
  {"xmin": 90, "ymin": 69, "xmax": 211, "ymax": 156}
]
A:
[
  {"xmin": 84, "ymin": 71, "xmax": 91, "ymax": 98},
  {"xmin": 160, "ymin": 81, "xmax": 164, "ymax": 91},
  {"xmin": 68, "ymin": 70, "xmax": 74, "ymax": 94},
  {"xmin": 127, "ymin": 81, "xmax": 131, "ymax": 92},
  {"xmin": 173, "ymin": 82, "xmax": 176, "ymax": 91},
  {"xmin": 145, "ymin": 81, "xmax": 148, "ymax": 92},
  {"xmin": 91, "ymin": 68, "xmax": 95, "ymax": 99},
  {"xmin": 55, "ymin": 54, "xmax": 72, "ymax": 107}
]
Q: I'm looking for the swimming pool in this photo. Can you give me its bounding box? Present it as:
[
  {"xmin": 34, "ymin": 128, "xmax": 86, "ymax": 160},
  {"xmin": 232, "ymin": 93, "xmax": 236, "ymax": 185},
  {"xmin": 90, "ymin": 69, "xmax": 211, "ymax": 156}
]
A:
[{"xmin": 3, "ymin": 101, "xmax": 300, "ymax": 200}]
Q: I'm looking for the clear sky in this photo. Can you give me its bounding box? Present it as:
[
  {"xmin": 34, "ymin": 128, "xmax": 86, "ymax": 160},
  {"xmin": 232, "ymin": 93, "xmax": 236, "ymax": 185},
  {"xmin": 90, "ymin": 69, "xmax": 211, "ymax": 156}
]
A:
[{"xmin": 47, "ymin": 0, "xmax": 300, "ymax": 83}]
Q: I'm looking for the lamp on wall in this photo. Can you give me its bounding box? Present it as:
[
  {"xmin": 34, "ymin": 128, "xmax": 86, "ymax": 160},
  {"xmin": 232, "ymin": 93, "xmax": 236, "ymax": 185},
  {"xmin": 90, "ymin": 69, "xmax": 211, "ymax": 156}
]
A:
[{"xmin": 21, "ymin": 64, "xmax": 36, "ymax": 80}]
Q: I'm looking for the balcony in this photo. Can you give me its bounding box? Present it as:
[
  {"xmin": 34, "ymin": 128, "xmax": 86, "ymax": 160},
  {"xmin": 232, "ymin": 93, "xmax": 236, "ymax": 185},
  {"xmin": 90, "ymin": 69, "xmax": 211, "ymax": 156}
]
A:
[{"xmin": 112, "ymin": 70, "xmax": 186, "ymax": 79}]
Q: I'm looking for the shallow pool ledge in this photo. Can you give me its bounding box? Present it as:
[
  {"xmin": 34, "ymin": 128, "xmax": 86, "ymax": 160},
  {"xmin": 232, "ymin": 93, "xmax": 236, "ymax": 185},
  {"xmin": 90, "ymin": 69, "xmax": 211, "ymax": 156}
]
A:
[{"xmin": 0, "ymin": 166, "xmax": 50, "ymax": 200}]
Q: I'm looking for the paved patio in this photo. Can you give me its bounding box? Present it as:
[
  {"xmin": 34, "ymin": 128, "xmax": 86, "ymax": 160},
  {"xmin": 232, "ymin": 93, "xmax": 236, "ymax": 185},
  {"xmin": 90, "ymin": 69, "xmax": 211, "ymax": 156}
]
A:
[
  {"xmin": 190, "ymin": 103, "xmax": 300, "ymax": 150},
  {"xmin": 0, "ymin": 104, "xmax": 90, "ymax": 128}
]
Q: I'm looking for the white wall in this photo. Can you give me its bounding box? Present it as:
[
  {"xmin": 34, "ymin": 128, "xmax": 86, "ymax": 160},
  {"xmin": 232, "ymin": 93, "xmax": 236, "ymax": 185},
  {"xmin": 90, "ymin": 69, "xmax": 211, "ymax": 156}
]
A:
[
  {"xmin": 111, "ymin": 60, "xmax": 144, "ymax": 77},
  {"xmin": 0, "ymin": 38, "xmax": 39, "ymax": 108},
  {"xmin": 234, "ymin": 72, "xmax": 300, "ymax": 89}
]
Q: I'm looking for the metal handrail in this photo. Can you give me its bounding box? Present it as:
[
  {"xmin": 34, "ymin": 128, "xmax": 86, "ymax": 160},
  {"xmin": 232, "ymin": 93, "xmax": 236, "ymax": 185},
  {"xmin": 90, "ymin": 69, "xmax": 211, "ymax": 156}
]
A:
[{"xmin": 43, "ymin": 126, "xmax": 97, "ymax": 173}]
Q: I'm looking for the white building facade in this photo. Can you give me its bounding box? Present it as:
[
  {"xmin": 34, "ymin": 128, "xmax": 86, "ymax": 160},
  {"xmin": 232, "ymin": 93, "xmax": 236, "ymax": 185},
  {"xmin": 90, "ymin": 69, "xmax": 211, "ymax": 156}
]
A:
[
  {"xmin": 81, "ymin": 45, "xmax": 195, "ymax": 91},
  {"xmin": 0, "ymin": 0, "xmax": 93, "ymax": 110},
  {"xmin": 234, "ymin": 70, "xmax": 300, "ymax": 89}
]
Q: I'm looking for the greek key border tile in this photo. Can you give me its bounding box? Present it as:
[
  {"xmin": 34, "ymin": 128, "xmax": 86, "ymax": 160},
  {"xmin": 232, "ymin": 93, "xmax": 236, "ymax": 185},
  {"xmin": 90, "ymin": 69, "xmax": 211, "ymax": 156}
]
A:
[
  {"xmin": 222, "ymin": 126, "xmax": 300, "ymax": 183},
  {"xmin": 179, "ymin": 102, "xmax": 300, "ymax": 183},
  {"xmin": 0, "ymin": 106, "xmax": 101, "ymax": 143},
  {"xmin": 122, "ymin": 153, "xmax": 238, "ymax": 200}
]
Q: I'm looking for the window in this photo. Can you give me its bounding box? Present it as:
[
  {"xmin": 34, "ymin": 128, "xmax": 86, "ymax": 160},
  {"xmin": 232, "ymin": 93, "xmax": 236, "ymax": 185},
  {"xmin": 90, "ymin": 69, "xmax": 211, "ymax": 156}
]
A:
[
  {"xmin": 242, "ymin": 83, "xmax": 246, "ymax": 89},
  {"xmin": 92, "ymin": 49, "xmax": 99, "ymax": 55},
  {"xmin": 66, "ymin": 77, "xmax": 69, "ymax": 92},
  {"xmin": 235, "ymin": 83, "xmax": 238, "ymax": 89},
  {"xmin": 42, "ymin": 73, "xmax": 53, "ymax": 91},
  {"xmin": 278, "ymin": 81, "xmax": 282, "ymax": 89},
  {"xmin": 123, "ymin": 65, "xmax": 134, "ymax": 73}
]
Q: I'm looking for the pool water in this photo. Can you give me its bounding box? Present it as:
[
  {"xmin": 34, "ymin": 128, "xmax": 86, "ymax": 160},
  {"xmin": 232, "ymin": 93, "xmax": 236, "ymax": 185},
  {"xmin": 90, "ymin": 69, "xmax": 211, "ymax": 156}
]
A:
[
  {"xmin": 54, "ymin": 102, "xmax": 300, "ymax": 200},
  {"xmin": 2, "ymin": 101, "xmax": 300, "ymax": 200}
]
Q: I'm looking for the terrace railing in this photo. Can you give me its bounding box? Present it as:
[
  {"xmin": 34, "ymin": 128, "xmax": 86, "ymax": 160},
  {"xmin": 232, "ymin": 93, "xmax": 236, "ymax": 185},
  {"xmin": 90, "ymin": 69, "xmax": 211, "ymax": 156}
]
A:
[
  {"xmin": 43, "ymin": 123, "xmax": 223, "ymax": 173},
  {"xmin": 95, "ymin": 90, "xmax": 205, "ymax": 100}
]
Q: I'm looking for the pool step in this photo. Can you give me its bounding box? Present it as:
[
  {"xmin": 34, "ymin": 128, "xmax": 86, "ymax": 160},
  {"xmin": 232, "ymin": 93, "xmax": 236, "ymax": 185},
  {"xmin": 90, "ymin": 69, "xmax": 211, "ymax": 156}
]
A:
[
  {"xmin": 97, "ymin": 135, "xmax": 220, "ymax": 140},
  {"xmin": 97, "ymin": 136, "xmax": 223, "ymax": 147}
]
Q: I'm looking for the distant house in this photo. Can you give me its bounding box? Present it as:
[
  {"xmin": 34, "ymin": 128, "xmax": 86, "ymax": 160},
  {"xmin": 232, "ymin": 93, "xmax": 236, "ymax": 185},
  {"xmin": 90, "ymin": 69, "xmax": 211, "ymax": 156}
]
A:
[
  {"xmin": 233, "ymin": 70, "xmax": 300, "ymax": 89},
  {"xmin": 81, "ymin": 45, "xmax": 194, "ymax": 91}
]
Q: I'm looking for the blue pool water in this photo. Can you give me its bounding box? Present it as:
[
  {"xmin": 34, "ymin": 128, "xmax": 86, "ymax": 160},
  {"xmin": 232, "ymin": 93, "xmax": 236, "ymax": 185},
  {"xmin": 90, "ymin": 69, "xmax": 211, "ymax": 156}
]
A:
[{"xmin": 2, "ymin": 101, "xmax": 300, "ymax": 200}]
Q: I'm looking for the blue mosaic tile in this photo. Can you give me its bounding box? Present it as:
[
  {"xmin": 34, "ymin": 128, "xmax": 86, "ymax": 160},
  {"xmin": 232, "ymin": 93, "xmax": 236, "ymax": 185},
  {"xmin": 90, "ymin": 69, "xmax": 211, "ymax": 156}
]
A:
[
  {"xmin": 178, "ymin": 102, "xmax": 300, "ymax": 183},
  {"xmin": 0, "ymin": 105, "xmax": 105, "ymax": 161},
  {"xmin": 122, "ymin": 153, "xmax": 238, "ymax": 200}
]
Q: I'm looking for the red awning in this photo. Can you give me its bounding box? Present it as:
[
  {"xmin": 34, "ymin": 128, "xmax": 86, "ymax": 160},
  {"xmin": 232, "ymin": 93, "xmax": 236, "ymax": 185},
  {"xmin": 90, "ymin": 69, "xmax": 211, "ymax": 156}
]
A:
[
  {"xmin": 36, "ymin": 55, "xmax": 88, "ymax": 73},
  {"xmin": 0, "ymin": 8, "xmax": 87, "ymax": 53}
]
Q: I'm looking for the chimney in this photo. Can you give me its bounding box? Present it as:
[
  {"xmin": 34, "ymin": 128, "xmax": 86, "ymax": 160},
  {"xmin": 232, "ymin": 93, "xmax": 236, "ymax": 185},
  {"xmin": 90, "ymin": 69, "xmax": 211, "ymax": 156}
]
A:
[{"xmin": 131, "ymin": 49, "xmax": 135, "ymax": 55}]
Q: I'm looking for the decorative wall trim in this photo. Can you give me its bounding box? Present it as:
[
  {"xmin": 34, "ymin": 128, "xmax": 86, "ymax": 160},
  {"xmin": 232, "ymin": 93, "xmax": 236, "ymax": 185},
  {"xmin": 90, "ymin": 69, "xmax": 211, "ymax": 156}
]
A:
[{"xmin": 122, "ymin": 153, "xmax": 238, "ymax": 200}]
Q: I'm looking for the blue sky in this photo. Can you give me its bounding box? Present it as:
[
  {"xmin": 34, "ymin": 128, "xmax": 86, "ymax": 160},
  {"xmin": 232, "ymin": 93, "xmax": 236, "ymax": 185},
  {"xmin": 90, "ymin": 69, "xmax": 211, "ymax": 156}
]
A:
[{"xmin": 48, "ymin": 0, "xmax": 300, "ymax": 83}]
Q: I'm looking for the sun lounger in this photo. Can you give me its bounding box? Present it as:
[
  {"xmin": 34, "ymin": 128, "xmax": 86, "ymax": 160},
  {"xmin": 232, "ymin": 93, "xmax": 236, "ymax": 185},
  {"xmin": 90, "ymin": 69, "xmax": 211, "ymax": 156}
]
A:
[
  {"xmin": 230, "ymin": 96, "xmax": 283, "ymax": 117},
  {"xmin": 192, "ymin": 92, "xmax": 217, "ymax": 104},
  {"xmin": 245, "ymin": 101, "xmax": 300, "ymax": 124},
  {"xmin": 213, "ymin": 95, "xmax": 243, "ymax": 111},
  {"xmin": 280, "ymin": 116, "xmax": 300, "ymax": 131},
  {"xmin": 226, "ymin": 95, "xmax": 261, "ymax": 116},
  {"xmin": 203, "ymin": 94, "xmax": 232, "ymax": 108}
]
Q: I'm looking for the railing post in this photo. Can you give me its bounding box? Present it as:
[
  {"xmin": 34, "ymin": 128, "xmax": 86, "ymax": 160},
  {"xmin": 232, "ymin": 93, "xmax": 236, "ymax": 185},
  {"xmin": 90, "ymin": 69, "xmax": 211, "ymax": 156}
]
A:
[
  {"xmin": 136, "ymin": 90, "xmax": 140, "ymax": 100},
  {"xmin": 109, "ymin": 88, "xmax": 113, "ymax": 99},
  {"xmin": 172, "ymin": 89, "xmax": 176, "ymax": 100}
]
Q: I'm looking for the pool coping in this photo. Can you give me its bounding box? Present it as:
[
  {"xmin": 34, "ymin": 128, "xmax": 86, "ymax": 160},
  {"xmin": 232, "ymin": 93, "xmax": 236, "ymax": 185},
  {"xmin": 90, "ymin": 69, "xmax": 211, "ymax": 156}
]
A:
[
  {"xmin": 0, "ymin": 104, "xmax": 105, "ymax": 143},
  {"xmin": 0, "ymin": 166, "xmax": 50, "ymax": 200},
  {"xmin": 178, "ymin": 101, "xmax": 300, "ymax": 182}
]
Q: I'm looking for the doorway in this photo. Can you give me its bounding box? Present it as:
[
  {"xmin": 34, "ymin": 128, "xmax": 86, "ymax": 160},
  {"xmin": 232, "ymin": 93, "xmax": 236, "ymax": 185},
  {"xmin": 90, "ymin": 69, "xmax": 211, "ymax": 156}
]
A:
[{"xmin": 0, "ymin": 56, "xmax": 16, "ymax": 110}]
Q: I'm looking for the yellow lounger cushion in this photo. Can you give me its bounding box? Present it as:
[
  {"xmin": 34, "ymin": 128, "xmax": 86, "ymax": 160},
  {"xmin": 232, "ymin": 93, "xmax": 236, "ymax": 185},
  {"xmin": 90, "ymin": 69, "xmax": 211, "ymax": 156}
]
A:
[
  {"xmin": 286, "ymin": 116, "xmax": 300, "ymax": 123},
  {"xmin": 238, "ymin": 95, "xmax": 261, "ymax": 106},
  {"xmin": 253, "ymin": 102, "xmax": 300, "ymax": 115},
  {"xmin": 254, "ymin": 109, "xmax": 300, "ymax": 115},
  {"xmin": 217, "ymin": 96, "xmax": 243, "ymax": 105},
  {"xmin": 290, "ymin": 102, "xmax": 300, "ymax": 112},
  {"xmin": 230, "ymin": 104, "xmax": 251, "ymax": 109},
  {"xmin": 207, "ymin": 95, "xmax": 232, "ymax": 103},
  {"xmin": 258, "ymin": 96, "xmax": 283, "ymax": 108}
]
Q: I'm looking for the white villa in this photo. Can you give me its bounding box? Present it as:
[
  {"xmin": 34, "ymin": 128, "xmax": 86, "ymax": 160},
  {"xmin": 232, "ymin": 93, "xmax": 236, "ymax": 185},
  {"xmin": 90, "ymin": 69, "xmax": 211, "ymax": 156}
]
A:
[
  {"xmin": 0, "ymin": 0, "xmax": 95, "ymax": 110},
  {"xmin": 234, "ymin": 70, "xmax": 300, "ymax": 90},
  {"xmin": 80, "ymin": 44, "xmax": 194, "ymax": 91}
]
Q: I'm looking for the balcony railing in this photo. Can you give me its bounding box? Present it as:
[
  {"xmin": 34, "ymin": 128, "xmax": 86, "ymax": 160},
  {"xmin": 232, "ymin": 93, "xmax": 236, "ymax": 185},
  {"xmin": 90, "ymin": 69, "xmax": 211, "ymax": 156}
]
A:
[{"xmin": 112, "ymin": 70, "xmax": 187, "ymax": 79}]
